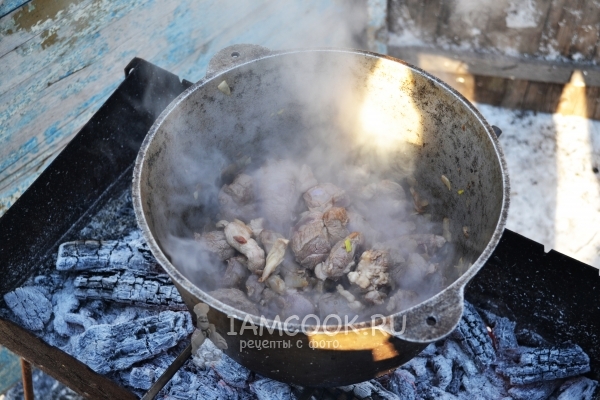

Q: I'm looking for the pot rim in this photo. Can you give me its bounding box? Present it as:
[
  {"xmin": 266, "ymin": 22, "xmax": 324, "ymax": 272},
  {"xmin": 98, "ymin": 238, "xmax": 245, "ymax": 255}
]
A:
[{"xmin": 132, "ymin": 47, "xmax": 510, "ymax": 341}]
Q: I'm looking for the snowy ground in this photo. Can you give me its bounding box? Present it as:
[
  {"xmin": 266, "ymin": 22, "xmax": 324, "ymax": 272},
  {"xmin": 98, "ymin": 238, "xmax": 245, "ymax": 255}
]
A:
[{"xmin": 477, "ymin": 104, "xmax": 600, "ymax": 269}]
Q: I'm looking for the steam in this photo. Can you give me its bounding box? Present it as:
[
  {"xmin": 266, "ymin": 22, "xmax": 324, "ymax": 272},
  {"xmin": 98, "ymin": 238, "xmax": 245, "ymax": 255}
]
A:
[{"xmin": 146, "ymin": 49, "xmax": 462, "ymax": 323}]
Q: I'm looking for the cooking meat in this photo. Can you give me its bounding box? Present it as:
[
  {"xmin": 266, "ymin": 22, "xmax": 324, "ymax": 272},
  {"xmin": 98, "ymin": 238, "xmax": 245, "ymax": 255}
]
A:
[
  {"xmin": 323, "ymin": 207, "xmax": 349, "ymax": 244},
  {"xmin": 303, "ymin": 183, "xmax": 350, "ymax": 212},
  {"xmin": 208, "ymin": 288, "xmax": 259, "ymax": 315},
  {"xmin": 218, "ymin": 174, "xmax": 256, "ymax": 221},
  {"xmin": 259, "ymin": 238, "xmax": 289, "ymax": 282},
  {"xmin": 318, "ymin": 292, "xmax": 361, "ymax": 319},
  {"xmin": 296, "ymin": 164, "xmax": 319, "ymax": 193},
  {"xmin": 222, "ymin": 219, "xmax": 265, "ymax": 274},
  {"xmin": 265, "ymin": 274, "xmax": 286, "ymax": 295},
  {"xmin": 290, "ymin": 211, "xmax": 331, "ymax": 269},
  {"xmin": 281, "ymin": 292, "xmax": 315, "ymax": 317},
  {"xmin": 221, "ymin": 256, "xmax": 250, "ymax": 289},
  {"xmin": 319, "ymin": 232, "xmax": 362, "ymax": 280},
  {"xmin": 347, "ymin": 249, "xmax": 390, "ymax": 304},
  {"xmin": 245, "ymin": 274, "xmax": 265, "ymax": 303},
  {"xmin": 280, "ymin": 259, "xmax": 309, "ymax": 289},
  {"xmin": 194, "ymin": 231, "xmax": 237, "ymax": 261},
  {"xmin": 346, "ymin": 209, "xmax": 380, "ymax": 245}
]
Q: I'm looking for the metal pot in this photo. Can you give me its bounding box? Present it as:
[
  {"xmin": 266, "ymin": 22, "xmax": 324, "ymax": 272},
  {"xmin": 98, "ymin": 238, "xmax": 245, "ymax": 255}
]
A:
[{"xmin": 132, "ymin": 44, "xmax": 509, "ymax": 387}]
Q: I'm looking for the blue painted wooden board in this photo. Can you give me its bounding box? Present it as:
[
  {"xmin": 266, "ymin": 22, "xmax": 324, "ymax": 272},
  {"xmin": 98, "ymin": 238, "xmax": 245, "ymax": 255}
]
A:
[
  {"xmin": 0, "ymin": 346, "xmax": 21, "ymax": 395},
  {"xmin": 0, "ymin": 0, "xmax": 371, "ymax": 216}
]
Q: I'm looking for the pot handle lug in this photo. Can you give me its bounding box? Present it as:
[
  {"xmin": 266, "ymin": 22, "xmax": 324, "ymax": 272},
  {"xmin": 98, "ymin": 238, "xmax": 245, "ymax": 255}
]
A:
[
  {"xmin": 492, "ymin": 125, "xmax": 502, "ymax": 138},
  {"xmin": 205, "ymin": 44, "xmax": 271, "ymax": 79},
  {"xmin": 384, "ymin": 285, "xmax": 465, "ymax": 343}
]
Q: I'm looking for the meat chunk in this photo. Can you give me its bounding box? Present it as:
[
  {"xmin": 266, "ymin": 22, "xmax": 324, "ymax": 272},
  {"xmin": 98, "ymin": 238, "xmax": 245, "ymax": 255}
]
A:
[
  {"xmin": 323, "ymin": 207, "xmax": 349, "ymax": 245},
  {"xmin": 280, "ymin": 292, "xmax": 315, "ymax": 318},
  {"xmin": 347, "ymin": 249, "xmax": 390, "ymax": 304},
  {"xmin": 319, "ymin": 232, "xmax": 362, "ymax": 280},
  {"xmin": 222, "ymin": 219, "xmax": 265, "ymax": 274},
  {"xmin": 221, "ymin": 257, "xmax": 250, "ymax": 289},
  {"xmin": 218, "ymin": 174, "xmax": 256, "ymax": 221},
  {"xmin": 194, "ymin": 231, "xmax": 237, "ymax": 261},
  {"xmin": 303, "ymin": 183, "xmax": 350, "ymax": 212},
  {"xmin": 209, "ymin": 288, "xmax": 259, "ymax": 315},
  {"xmin": 257, "ymin": 230, "xmax": 285, "ymax": 254},
  {"xmin": 296, "ymin": 164, "xmax": 318, "ymax": 193},
  {"xmin": 290, "ymin": 212, "xmax": 331, "ymax": 269},
  {"xmin": 245, "ymin": 275, "xmax": 265, "ymax": 303}
]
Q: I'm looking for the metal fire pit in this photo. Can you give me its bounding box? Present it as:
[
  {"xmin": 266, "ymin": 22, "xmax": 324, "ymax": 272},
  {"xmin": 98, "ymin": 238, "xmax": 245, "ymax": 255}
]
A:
[{"xmin": 0, "ymin": 57, "xmax": 598, "ymax": 399}]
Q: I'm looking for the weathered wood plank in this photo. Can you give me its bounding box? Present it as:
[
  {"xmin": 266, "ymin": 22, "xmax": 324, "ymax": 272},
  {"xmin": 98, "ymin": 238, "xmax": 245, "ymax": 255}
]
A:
[{"xmin": 0, "ymin": 0, "xmax": 367, "ymax": 216}]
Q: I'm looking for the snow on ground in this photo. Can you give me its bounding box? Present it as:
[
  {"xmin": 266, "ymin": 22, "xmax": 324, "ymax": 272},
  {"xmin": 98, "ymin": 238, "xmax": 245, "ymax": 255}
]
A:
[{"xmin": 477, "ymin": 104, "xmax": 600, "ymax": 269}]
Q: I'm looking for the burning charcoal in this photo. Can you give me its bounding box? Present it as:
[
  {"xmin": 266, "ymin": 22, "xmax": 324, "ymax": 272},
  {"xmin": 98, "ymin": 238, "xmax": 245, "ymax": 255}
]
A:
[
  {"xmin": 440, "ymin": 340, "xmax": 478, "ymax": 377},
  {"xmin": 128, "ymin": 353, "xmax": 175, "ymax": 390},
  {"xmin": 192, "ymin": 338, "xmax": 223, "ymax": 368},
  {"xmin": 72, "ymin": 270, "xmax": 185, "ymax": 310},
  {"xmin": 56, "ymin": 231, "xmax": 157, "ymax": 271},
  {"xmin": 460, "ymin": 372, "xmax": 506, "ymax": 400},
  {"xmin": 388, "ymin": 369, "xmax": 417, "ymax": 399},
  {"xmin": 250, "ymin": 378, "xmax": 293, "ymax": 400},
  {"xmin": 556, "ymin": 377, "xmax": 598, "ymax": 400},
  {"xmin": 432, "ymin": 354, "xmax": 453, "ymax": 391},
  {"xmin": 210, "ymin": 353, "xmax": 251, "ymax": 389},
  {"xmin": 223, "ymin": 219, "xmax": 265, "ymax": 274},
  {"xmin": 218, "ymin": 173, "xmax": 256, "ymax": 221},
  {"xmin": 451, "ymin": 302, "xmax": 496, "ymax": 371},
  {"xmin": 222, "ymin": 257, "xmax": 250, "ymax": 289},
  {"xmin": 320, "ymin": 232, "xmax": 362, "ymax": 280},
  {"xmin": 161, "ymin": 365, "xmax": 237, "ymax": 400},
  {"xmin": 348, "ymin": 249, "xmax": 390, "ymax": 304},
  {"xmin": 386, "ymin": 289, "xmax": 419, "ymax": 313},
  {"xmin": 253, "ymin": 159, "xmax": 302, "ymax": 232},
  {"xmin": 445, "ymin": 362, "xmax": 464, "ymax": 395},
  {"xmin": 496, "ymin": 344, "xmax": 591, "ymax": 385},
  {"xmin": 290, "ymin": 211, "xmax": 331, "ymax": 269},
  {"xmin": 72, "ymin": 311, "xmax": 192, "ymax": 374},
  {"xmin": 52, "ymin": 290, "xmax": 80, "ymax": 336},
  {"xmin": 303, "ymin": 183, "xmax": 350, "ymax": 212},
  {"xmin": 195, "ymin": 231, "xmax": 237, "ymax": 261},
  {"xmin": 3, "ymin": 286, "xmax": 52, "ymax": 331},
  {"xmin": 209, "ymin": 288, "xmax": 260, "ymax": 316},
  {"xmin": 508, "ymin": 380, "xmax": 561, "ymax": 400},
  {"xmin": 260, "ymin": 238, "xmax": 289, "ymax": 282},
  {"xmin": 491, "ymin": 315, "xmax": 518, "ymax": 352},
  {"xmin": 323, "ymin": 207, "xmax": 349, "ymax": 244},
  {"xmin": 515, "ymin": 328, "xmax": 550, "ymax": 348},
  {"xmin": 245, "ymin": 275, "xmax": 266, "ymax": 303}
]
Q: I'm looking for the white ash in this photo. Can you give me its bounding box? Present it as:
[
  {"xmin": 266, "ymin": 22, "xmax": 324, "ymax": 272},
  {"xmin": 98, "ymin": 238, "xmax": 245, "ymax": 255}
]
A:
[{"xmin": 3, "ymin": 286, "xmax": 52, "ymax": 331}]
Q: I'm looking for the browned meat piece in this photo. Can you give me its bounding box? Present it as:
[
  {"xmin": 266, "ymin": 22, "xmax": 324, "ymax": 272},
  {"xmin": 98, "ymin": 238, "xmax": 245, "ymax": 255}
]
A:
[
  {"xmin": 221, "ymin": 257, "xmax": 250, "ymax": 289},
  {"xmin": 303, "ymin": 183, "xmax": 350, "ymax": 212},
  {"xmin": 319, "ymin": 232, "xmax": 363, "ymax": 280},
  {"xmin": 222, "ymin": 219, "xmax": 265, "ymax": 274},
  {"xmin": 218, "ymin": 174, "xmax": 256, "ymax": 221},
  {"xmin": 281, "ymin": 292, "xmax": 315, "ymax": 318},
  {"xmin": 253, "ymin": 160, "xmax": 300, "ymax": 232},
  {"xmin": 208, "ymin": 288, "xmax": 259, "ymax": 315},
  {"xmin": 290, "ymin": 211, "xmax": 331, "ymax": 269},
  {"xmin": 348, "ymin": 249, "xmax": 390, "ymax": 293},
  {"xmin": 386, "ymin": 289, "xmax": 419, "ymax": 313},
  {"xmin": 194, "ymin": 231, "xmax": 237, "ymax": 261},
  {"xmin": 245, "ymin": 274, "xmax": 265, "ymax": 303},
  {"xmin": 323, "ymin": 207, "xmax": 349, "ymax": 244}
]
